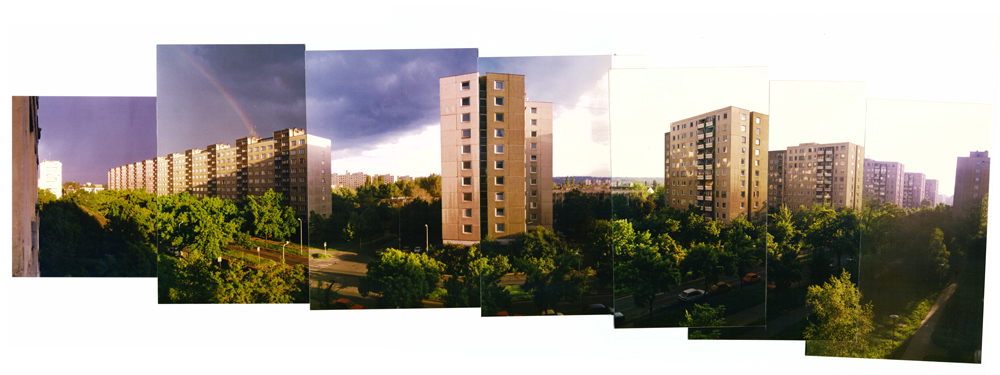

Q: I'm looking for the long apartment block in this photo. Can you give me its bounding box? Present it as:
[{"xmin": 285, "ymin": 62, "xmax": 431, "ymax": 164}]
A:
[
  {"xmin": 108, "ymin": 127, "xmax": 332, "ymax": 218},
  {"xmin": 664, "ymin": 106, "xmax": 769, "ymax": 223},
  {"xmin": 953, "ymin": 150, "xmax": 990, "ymax": 216},
  {"xmin": 768, "ymin": 142, "xmax": 864, "ymax": 211},
  {"xmin": 902, "ymin": 172, "xmax": 927, "ymax": 209},
  {"xmin": 440, "ymin": 73, "xmax": 553, "ymax": 245}
]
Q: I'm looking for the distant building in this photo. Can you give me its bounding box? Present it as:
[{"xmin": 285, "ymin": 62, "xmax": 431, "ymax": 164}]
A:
[
  {"xmin": 863, "ymin": 158, "xmax": 905, "ymax": 207},
  {"xmin": 767, "ymin": 142, "xmax": 864, "ymax": 211},
  {"xmin": 108, "ymin": 128, "xmax": 331, "ymax": 219},
  {"xmin": 664, "ymin": 106, "xmax": 769, "ymax": 223},
  {"xmin": 374, "ymin": 174, "xmax": 395, "ymax": 184},
  {"xmin": 902, "ymin": 172, "xmax": 927, "ymax": 209},
  {"xmin": 440, "ymin": 72, "xmax": 554, "ymax": 244},
  {"xmin": 12, "ymin": 96, "xmax": 41, "ymax": 277},
  {"xmin": 924, "ymin": 179, "xmax": 939, "ymax": 207},
  {"xmin": 331, "ymin": 171, "xmax": 368, "ymax": 189},
  {"xmin": 38, "ymin": 160, "xmax": 63, "ymax": 198},
  {"xmin": 81, "ymin": 183, "xmax": 105, "ymax": 193},
  {"xmin": 397, "ymin": 175, "xmax": 413, "ymax": 182},
  {"xmin": 953, "ymin": 151, "xmax": 990, "ymax": 217}
]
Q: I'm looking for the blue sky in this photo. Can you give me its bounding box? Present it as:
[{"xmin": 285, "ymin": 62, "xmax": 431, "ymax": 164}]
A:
[
  {"xmin": 156, "ymin": 44, "xmax": 306, "ymax": 154},
  {"xmin": 37, "ymin": 96, "xmax": 157, "ymax": 184}
]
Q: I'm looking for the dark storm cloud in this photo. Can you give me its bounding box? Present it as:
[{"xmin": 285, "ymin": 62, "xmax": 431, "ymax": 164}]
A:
[
  {"xmin": 306, "ymin": 49, "xmax": 478, "ymax": 155},
  {"xmin": 37, "ymin": 97, "xmax": 157, "ymax": 184},
  {"xmin": 478, "ymin": 55, "xmax": 611, "ymax": 110},
  {"xmin": 157, "ymin": 45, "xmax": 306, "ymax": 154}
]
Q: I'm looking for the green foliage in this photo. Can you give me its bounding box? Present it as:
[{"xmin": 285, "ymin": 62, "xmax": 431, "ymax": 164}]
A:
[
  {"xmin": 618, "ymin": 245, "xmax": 680, "ymax": 315},
  {"xmin": 38, "ymin": 188, "xmax": 57, "ymax": 205},
  {"xmin": 243, "ymin": 189, "xmax": 298, "ymax": 242},
  {"xmin": 359, "ymin": 248, "xmax": 443, "ymax": 308},
  {"xmin": 680, "ymin": 243, "xmax": 721, "ymax": 290},
  {"xmin": 803, "ymin": 270, "xmax": 876, "ymax": 357},
  {"xmin": 162, "ymin": 251, "xmax": 306, "ymax": 304},
  {"xmin": 480, "ymin": 254, "xmax": 513, "ymax": 316},
  {"xmin": 182, "ymin": 197, "xmax": 243, "ymax": 260},
  {"xmin": 928, "ymin": 228, "xmax": 950, "ymax": 285},
  {"xmin": 680, "ymin": 303, "xmax": 726, "ymax": 327},
  {"xmin": 520, "ymin": 251, "xmax": 587, "ymax": 313}
]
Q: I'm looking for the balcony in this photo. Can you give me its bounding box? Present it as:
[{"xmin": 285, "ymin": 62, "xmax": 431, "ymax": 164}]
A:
[
  {"xmin": 703, "ymin": 195, "xmax": 713, "ymax": 202},
  {"xmin": 697, "ymin": 123, "xmax": 705, "ymax": 129},
  {"xmin": 697, "ymin": 154, "xmax": 705, "ymax": 160},
  {"xmin": 704, "ymin": 164, "xmax": 713, "ymax": 170},
  {"xmin": 705, "ymin": 132, "xmax": 714, "ymax": 138},
  {"xmin": 697, "ymin": 175, "xmax": 705, "ymax": 180},
  {"xmin": 697, "ymin": 185, "xmax": 705, "ymax": 190},
  {"xmin": 704, "ymin": 142, "xmax": 714, "ymax": 148},
  {"xmin": 697, "ymin": 165, "xmax": 705, "ymax": 170},
  {"xmin": 698, "ymin": 134, "xmax": 705, "ymax": 140},
  {"xmin": 703, "ymin": 206, "xmax": 713, "ymax": 212},
  {"xmin": 697, "ymin": 144, "xmax": 705, "ymax": 150}
]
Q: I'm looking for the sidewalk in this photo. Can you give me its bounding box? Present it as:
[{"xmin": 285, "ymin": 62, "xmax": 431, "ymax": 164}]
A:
[{"xmin": 901, "ymin": 282, "xmax": 958, "ymax": 360}]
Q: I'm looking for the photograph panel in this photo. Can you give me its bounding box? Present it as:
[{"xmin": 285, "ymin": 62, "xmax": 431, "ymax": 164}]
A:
[
  {"xmin": 475, "ymin": 55, "xmax": 614, "ymax": 317},
  {"xmin": 12, "ymin": 96, "xmax": 158, "ymax": 277},
  {"xmin": 610, "ymin": 67, "xmax": 769, "ymax": 329},
  {"xmin": 305, "ymin": 48, "xmax": 479, "ymax": 310},
  {"xmin": 154, "ymin": 44, "xmax": 311, "ymax": 304}
]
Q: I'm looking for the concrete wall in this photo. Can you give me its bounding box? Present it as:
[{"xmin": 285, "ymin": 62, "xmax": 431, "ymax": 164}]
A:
[{"xmin": 12, "ymin": 96, "xmax": 40, "ymax": 277}]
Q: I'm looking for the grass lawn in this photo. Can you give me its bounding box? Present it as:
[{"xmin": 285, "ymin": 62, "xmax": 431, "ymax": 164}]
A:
[{"xmin": 505, "ymin": 285, "xmax": 532, "ymax": 300}]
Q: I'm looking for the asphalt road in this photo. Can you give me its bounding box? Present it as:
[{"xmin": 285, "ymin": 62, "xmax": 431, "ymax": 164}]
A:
[
  {"xmin": 226, "ymin": 243, "xmax": 309, "ymax": 267},
  {"xmin": 613, "ymin": 267, "xmax": 767, "ymax": 326}
]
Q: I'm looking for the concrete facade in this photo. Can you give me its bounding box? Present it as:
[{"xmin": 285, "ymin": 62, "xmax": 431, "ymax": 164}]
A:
[
  {"xmin": 38, "ymin": 160, "xmax": 62, "ymax": 199},
  {"xmin": 12, "ymin": 96, "xmax": 41, "ymax": 277},
  {"xmin": 108, "ymin": 127, "xmax": 331, "ymax": 219},
  {"xmin": 769, "ymin": 142, "xmax": 864, "ymax": 211},
  {"xmin": 664, "ymin": 106, "xmax": 768, "ymax": 223},
  {"xmin": 863, "ymin": 158, "xmax": 906, "ymax": 207},
  {"xmin": 924, "ymin": 179, "xmax": 939, "ymax": 207},
  {"xmin": 902, "ymin": 172, "xmax": 927, "ymax": 209},
  {"xmin": 440, "ymin": 73, "xmax": 553, "ymax": 245},
  {"xmin": 953, "ymin": 151, "xmax": 990, "ymax": 217}
]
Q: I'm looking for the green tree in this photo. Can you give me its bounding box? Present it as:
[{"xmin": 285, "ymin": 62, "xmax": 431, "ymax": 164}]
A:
[
  {"xmin": 928, "ymin": 227, "xmax": 950, "ymax": 286},
  {"xmin": 681, "ymin": 304, "xmax": 727, "ymax": 339},
  {"xmin": 181, "ymin": 197, "xmax": 242, "ymax": 260},
  {"xmin": 520, "ymin": 251, "xmax": 587, "ymax": 313},
  {"xmin": 680, "ymin": 243, "xmax": 721, "ymax": 290},
  {"xmin": 38, "ymin": 188, "xmax": 57, "ymax": 205},
  {"xmin": 480, "ymin": 254, "xmax": 513, "ymax": 316},
  {"xmin": 803, "ymin": 270, "xmax": 876, "ymax": 357},
  {"xmin": 244, "ymin": 189, "xmax": 297, "ymax": 243},
  {"xmin": 359, "ymin": 248, "xmax": 443, "ymax": 308},
  {"xmin": 617, "ymin": 245, "xmax": 681, "ymax": 319}
]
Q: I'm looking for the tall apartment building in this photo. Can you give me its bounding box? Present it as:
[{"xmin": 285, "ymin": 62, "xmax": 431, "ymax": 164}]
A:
[
  {"xmin": 13, "ymin": 96, "xmax": 41, "ymax": 277},
  {"xmin": 924, "ymin": 179, "xmax": 939, "ymax": 207},
  {"xmin": 902, "ymin": 172, "xmax": 927, "ymax": 209},
  {"xmin": 107, "ymin": 128, "xmax": 331, "ymax": 219},
  {"xmin": 953, "ymin": 151, "xmax": 990, "ymax": 216},
  {"xmin": 38, "ymin": 160, "xmax": 63, "ymax": 198},
  {"xmin": 440, "ymin": 72, "xmax": 553, "ymax": 245},
  {"xmin": 766, "ymin": 142, "xmax": 864, "ymax": 210},
  {"xmin": 862, "ymin": 159, "xmax": 906, "ymax": 207},
  {"xmin": 664, "ymin": 106, "xmax": 768, "ymax": 223}
]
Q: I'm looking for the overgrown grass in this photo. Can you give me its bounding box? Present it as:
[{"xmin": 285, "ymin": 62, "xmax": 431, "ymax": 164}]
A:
[
  {"xmin": 222, "ymin": 248, "xmax": 276, "ymax": 267},
  {"xmin": 247, "ymin": 238, "xmax": 309, "ymax": 257},
  {"xmin": 505, "ymin": 285, "xmax": 532, "ymax": 300},
  {"xmin": 311, "ymin": 253, "xmax": 334, "ymax": 259},
  {"xmin": 427, "ymin": 287, "xmax": 448, "ymax": 301}
]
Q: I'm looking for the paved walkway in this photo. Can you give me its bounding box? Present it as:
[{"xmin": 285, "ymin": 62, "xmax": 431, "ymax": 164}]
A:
[{"xmin": 901, "ymin": 282, "xmax": 958, "ymax": 360}]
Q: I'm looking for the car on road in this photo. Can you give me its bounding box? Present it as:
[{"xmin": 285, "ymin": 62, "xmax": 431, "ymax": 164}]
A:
[
  {"xmin": 743, "ymin": 273, "xmax": 762, "ymax": 284},
  {"xmin": 583, "ymin": 303, "xmax": 624, "ymax": 324},
  {"xmin": 332, "ymin": 298, "xmax": 364, "ymax": 309},
  {"xmin": 678, "ymin": 288, "xmax": 706, "ymax": 302},
  {"xmin": 710, "ymin": 282, "xmax": 732, "ymax": 294},
  {"xmin": 413, "ymin": 246, "xmax": 422, "ymax": 254}
]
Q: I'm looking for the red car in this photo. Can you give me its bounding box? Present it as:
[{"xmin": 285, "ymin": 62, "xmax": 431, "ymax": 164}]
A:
[
  {"xmin": 710, "ymin": 281, "xmax": 732, "ymax": 294},
  {"xmin": 333, "ymin": 298, "xmax": 364, "ymax": 309},
  {"xmin": 743, "ymin": 273, "xmax": 762, "ymax": 284}
]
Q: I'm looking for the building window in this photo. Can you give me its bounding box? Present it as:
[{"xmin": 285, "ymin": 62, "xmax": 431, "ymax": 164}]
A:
[
  {"xmin": 496, "ymin": 208, "xmax": 505, "ymax": 217},
  {"xmin": 462, "ymin": 97, "xmax": 470, "ymax": 106},
  {"xmin": 531, "ymin": 190, "xmax": 537, "ymax": 197},
  {"xmin": 530, "ymin": 213, "xmax": 538, "ymax": 220},
  {"xmin": 741, "ymin": 114, "xmax": 746, "ymax": 121},
  {"xmin": 495, "ymin": 113, "xmax": 504, "ymax": 122},
  {"xmin": 495, "ymin": 81, "xmax": 504, "ymax": 90},
  {"xmin": 531, "ymin": 119, "xmax": 537, "ymax": 125},
  {"xmin": 495, "ymin": 129, "xmax": 505, "ymax": 138},
  {"xmin": 462, "ymin": 145, "xmax": 471, "ymax": 154},
  {"xmin": 462, "ymin": 177, "xmax": 472, "ymax": 186},
  {"xmin": 463, "ymin": 192, "xmax": 472, "ymax": 201},
  {"xmin": 530, "ymin": 202, "xmax": 538, "ymax": 209},
  {"xmin": 755, "ymin": 149, "xmax": 760, "ymax": 156},
  {"xmin": 530, "ymin": 143, "xmax": 537, "ymax": 150},
  {"xmin": 495, "ymin": 161, "xmax": 504, "ymax": 169},
  {"xmin": 496, "ymin": 176, "xmax": 505, "ymax": 185},
  {"xmin": 463, "ymin": 224, "xmax": 473, "ymax": 233},
  {"xmin": 461, "ymin": 81, "xmax": 470, "ymax": 90},
  {"xmin": 495, "ymin": 97, "xmax": 504, "ymax": 106},
  {"xmin": 496, "ymin": 192, "xmax": 505, "ymax": 201},
  {"xmin": 755, "ymin": 117, "xmax": 760, "ymax": 124},
  {"xmin": 531, "ymin": 107, "xmax": 537, "ymax": 114},
  {"xmin": 530, "ymin": 178, "xmax": 537, "ymax": 185},
  {"xmin": 463, "ymin": 208, "xmax": 473, "ymax": 218},
  {"xmin": 531, "ymin": 131, "xmax": 537, "ymax": 137},
  {"xmin": 755, "ymin": 139, "xmax": 760, "ymax": 146},
  {"xmin": 496, "ymin": 223, "xmax": 506, "ymax": 233},
  {"xmin": 461, "ymin": 113, "xmax": 471, "ymax": 122},
  {"xmin": 495, "ymin": 145, "xmax": 505, "ymax": 154},
  {"xmin": 462, "ymin": 129, "xmax": 472, "ymax": 138},
  {"xmin": 462, "ymin": 161, "xmax": 472, "ymax": 170},
  {"xmin": 530, "ymin": 166, "xmax": 537, "ymax": 173}
]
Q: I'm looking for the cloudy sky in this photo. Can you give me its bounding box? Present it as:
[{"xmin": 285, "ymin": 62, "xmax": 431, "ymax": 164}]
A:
[
  {"xmin": 36, "ymin": 96, "xmax": 157, "ymax": 184},
  {"xmin": 156, "ymin": 44, "xmax": 306, "ymax": 154},
  {"xmin": 306, "ymin": 49, "xmax": 477, "ymax": 177},
  {"xmin": 480, "ymin": 55, "xmax": 612, "ymax": 177}
]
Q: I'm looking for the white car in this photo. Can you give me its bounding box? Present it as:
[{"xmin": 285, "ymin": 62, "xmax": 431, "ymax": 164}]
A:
[
  {"xmin": 413, "ymin": 247, "xmax": 422, "ymax": 254},
  {"xmin": 678, "ymin": 288, "xmax": 706, "ymax": 302}
]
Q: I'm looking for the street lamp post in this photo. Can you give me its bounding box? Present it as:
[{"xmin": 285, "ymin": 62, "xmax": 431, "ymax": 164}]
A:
[
  {"xmin": 297, "ymin": 218, "xmax": 303, "ymax": 256},
  {"xmin": 324, "ymin": 242, "xmax": 327, "ymax": 256},
  {"xmin": 282, "ymin": 241, "xmax": 289, "ymax": 263},
  {"xmin": 257, "ymin": 247, "xmax": 260, "ymax": 263},
  {"xmin": 424, "ymin": 224, "xmax": 429, "ymax": 253},
  {"xmin": 890, "ymin": 314, "xmax": 899, "ymax": 338}
]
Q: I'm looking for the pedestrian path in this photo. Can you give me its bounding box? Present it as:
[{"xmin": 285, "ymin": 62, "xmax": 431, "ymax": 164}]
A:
[{"xmin": 901, "ymin": 282, "xmax": 958, "ymax": 360}]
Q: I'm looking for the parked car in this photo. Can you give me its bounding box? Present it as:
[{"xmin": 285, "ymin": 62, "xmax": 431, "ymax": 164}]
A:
[
  {"xmin": 710, "ymin": 282, "xmax": 732, "ymax": 294},
  {"xmin": 413, "ymin": 246, "xmax": 422, "ymax": 254},
  {"xmin": 332, "ymin": 298, "xmax": 364, "ymax": 309},
  {"xmin": 743, "ymin": 273, "xmax": 762, "ymax": 284},
  {"xmin": 678, "ymin": 288, "xmax": 706, "ymax": 302}
]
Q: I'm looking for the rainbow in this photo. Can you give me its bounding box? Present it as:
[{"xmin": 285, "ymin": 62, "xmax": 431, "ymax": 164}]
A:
[{"xmin": 173, "ymin": 46, "xmax": 259, "ymax": 138}]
